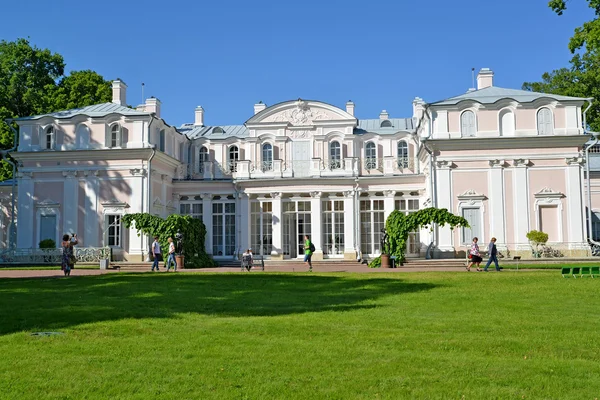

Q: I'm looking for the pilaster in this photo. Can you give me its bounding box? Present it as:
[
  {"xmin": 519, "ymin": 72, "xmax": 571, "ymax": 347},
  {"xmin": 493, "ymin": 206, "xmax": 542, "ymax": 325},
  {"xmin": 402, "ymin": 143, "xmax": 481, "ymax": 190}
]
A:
[
  {"xmin": 16, "ymin": 172, "xmax": 34, "ymax": 248},
  {"xmin": 565, "ymin": 157, "xmax": 586, "ymax": 247},
  {"xmin": 63, "ymin": 171, "xmax": 79, "ymax": 238},
  {"xmin": 343, "ymin": 190, "xmax": 356, "ymax": 260},
  {"xmin": 201, "ymin": 193, "xmax": 213, "ymax": 255},
  {"xmin": 270, "ymin": 192, "xmax": 283, "ymax": 260},
  {"xmin": 488, "ymin": 160, "xmax": 506, "ymax": 245},
  {"xmin": 435, "ymin": 160, "xmax": 454, "ymax": 253},
  {"xmin": 310, "ymin": 191, "xmax": 323, "ymax": 260},
  {"xmin": 84, "ymin": 170, "xmax": 100, "ymax": 247},
  {"xmin": 513, "ymin": 158, "xmax": 530, "ymax": 249}
]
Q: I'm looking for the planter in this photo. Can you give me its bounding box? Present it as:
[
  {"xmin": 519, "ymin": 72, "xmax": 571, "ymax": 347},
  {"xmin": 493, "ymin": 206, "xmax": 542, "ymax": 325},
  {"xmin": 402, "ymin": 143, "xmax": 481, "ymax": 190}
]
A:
[
  {"xmin": 175, "ymin": 255, "xmax": 185, "ymax": 269},
  {"xmin": 381, "ymin": 254, "xmax": 391, "ymax": 268}
]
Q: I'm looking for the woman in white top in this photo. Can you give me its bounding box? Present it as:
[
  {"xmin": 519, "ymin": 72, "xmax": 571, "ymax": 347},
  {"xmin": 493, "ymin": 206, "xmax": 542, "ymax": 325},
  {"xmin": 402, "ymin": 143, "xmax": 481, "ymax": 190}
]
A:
[{"xmin": 166, "ymin": 237, "xmax": 177, "ymax": 272}]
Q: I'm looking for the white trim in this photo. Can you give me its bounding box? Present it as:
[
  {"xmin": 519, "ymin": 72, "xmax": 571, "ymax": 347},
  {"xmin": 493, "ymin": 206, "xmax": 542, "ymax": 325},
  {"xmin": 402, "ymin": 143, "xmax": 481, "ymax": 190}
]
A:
[
  {"xmin": 534, "ymin": 200, "xmax": 564, "ymax": 243},
  {"xmin": 36, "ymin": 200, "xmax": 61, "ymax": 248},
  {"xmin": 459, "ymin": 109, "xmax": 477, "ymax": 137},
  {"xmin": 457, "ymin": 202, "xmax": 485, "ymax": 245},
  {"xmin": 536, "ymin": 106, "xmax": 555, "ymax": 136}
]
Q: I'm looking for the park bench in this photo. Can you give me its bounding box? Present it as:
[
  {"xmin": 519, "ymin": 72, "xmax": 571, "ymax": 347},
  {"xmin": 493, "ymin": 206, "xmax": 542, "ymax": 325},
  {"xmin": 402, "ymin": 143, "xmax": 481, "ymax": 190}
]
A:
[{"xmin": 241, "ymin": 255, "xmax": 264, "ymax": 272}]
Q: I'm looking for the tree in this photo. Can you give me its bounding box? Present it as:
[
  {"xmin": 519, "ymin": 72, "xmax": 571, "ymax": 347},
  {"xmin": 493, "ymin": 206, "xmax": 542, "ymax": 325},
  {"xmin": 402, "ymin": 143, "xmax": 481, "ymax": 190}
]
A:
[
  {"xmin": 0, "ymin": 38, "xmax": 113, "ymax": 180},
  {"xmin": 369, "ymin": 207, "xmax": 469, "ymax": 267},
  {"xmin": 121, "ymin": 213, "xmax": 217, "ymax": 268},
  {"xmin": 523, "ymin": 1, "xmax": 600, "ymax": 131}
]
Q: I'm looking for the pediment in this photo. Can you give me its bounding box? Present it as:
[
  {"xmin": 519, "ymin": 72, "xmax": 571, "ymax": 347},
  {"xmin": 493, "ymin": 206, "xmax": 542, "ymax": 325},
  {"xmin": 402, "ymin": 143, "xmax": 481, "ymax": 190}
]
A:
[
  {"xmin": 534, "ymin": 187, "xmax": 564, "ymax": 199},
  {"xmin": 457, "ymin": 189, "xmax": 487, "ymax": 201},
  {"xmin": 246, "ymin": 99, "xmax": 356, "ymax": 126}
]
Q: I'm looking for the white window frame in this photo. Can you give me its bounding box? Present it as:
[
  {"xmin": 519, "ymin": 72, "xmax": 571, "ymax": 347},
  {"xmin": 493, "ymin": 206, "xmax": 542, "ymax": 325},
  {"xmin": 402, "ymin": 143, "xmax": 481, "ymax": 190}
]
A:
[
  {"xmin": 199, "ymin": 146, "xmax": 209, "ymax": 173},
  {"xmin": 108, "ymin": 123, "xmax": 122, "ymax": 148},
  {"xmin": 397, "ymin": 141, "xmax": 409, "ymax": 168},
  {"xmin": 457, "ymin": 189, "xmax": 487, "ymax": 245},
  {"xmin": 43, "ymin": 125, "xmax": 56, "ymax": 150},
  {"xmin": 158, "ymin": 129, "xmax": 166, "ymax": 152},
  {"xmin": 105, "ymin": 214, "xmax": 122, "ymax": 248},
  {"xmin": 262, "ymin": 143, "xmax": 273, "ymax": 171},
  {"xmin": 365, "ymin": 141, "xmax": 377, "ymax": 170},
  {"xmin": 536, "ymin": 107, "xmax": 554, "ymax": 136},
  {"xmin": 534, "ymin": 187, "xmax": 564, "ymax": 243},
  {"xmin": 460, "ymin": 110, "xmax": 477, "ymax": 137},
  {"xmin": 35, "ymin": 200, "xmax": 61, "ymax": 247},
  {"xmin": 498, "ymin": 108, "xmax": 515, "ymax": 136},
  {"xmin": 329, "ymin": 141, "xmax": 341, "ymax": 169},
  {"xmin": 101, "ymin": 201, "xmax": 128, "ymax": 248}
]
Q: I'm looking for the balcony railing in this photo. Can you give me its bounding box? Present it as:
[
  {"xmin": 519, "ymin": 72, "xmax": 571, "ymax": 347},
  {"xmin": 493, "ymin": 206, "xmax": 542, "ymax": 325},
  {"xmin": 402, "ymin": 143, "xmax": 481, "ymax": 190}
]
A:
[{"xmin": 175, "ymin": 156, "xmax": 417, "ymax": 181}]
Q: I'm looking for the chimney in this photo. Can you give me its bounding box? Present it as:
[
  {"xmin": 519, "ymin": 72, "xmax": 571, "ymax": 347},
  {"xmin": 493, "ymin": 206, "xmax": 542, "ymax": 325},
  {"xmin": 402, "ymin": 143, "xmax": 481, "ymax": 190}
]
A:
[
  {"xmin": 412, "ymin": 97, "xmax": 425, "ymax": 120},
  {"xmin": 112, "ymin": 79, "xmax": 127, "ymax": 105},
  {"xmin": 379, "ymin": 110, "xmax": 389, "ymax": 120},
  {"xmin": 476, "ymin": 68, "xmax": 494, "ymax": 90},
  {"xmin": 254, "ymin": 101, "xmax": 266, "ymax": 115},
  {"xmin": 346, "ymin": 101, "xmax": 355, "ymax": 116},
  {"xmin": 145, "ymin": 97, "xmax": 161, "ymax": 118},
  {"xmin": 195, "ymin": 106, "xmax": 204, "ymax": 126}
]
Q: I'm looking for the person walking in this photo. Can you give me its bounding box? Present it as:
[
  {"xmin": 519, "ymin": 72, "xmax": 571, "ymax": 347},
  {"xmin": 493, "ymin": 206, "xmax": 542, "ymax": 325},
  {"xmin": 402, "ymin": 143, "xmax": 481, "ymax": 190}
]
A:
[
  {"xmin": 484, "ymin": 237, "xmax": 500, "ymax": 272},
  {"xmin": 61, "ymin": 233, "xmax": 78, "ymax": 277},
  {"xmin": 467, "ymin": 237, "xmax": 483, "ymax": 272},
  {"xmin": 151, "ymin": 236, "xmax": 162, "ymax": 271},
  {"xmin": 304, "ymin": 235, "xmax": 313, "ymax": 272},
  {"xmin": 165, "ymin": 237, "xmax": 177, "ymax": 272}
]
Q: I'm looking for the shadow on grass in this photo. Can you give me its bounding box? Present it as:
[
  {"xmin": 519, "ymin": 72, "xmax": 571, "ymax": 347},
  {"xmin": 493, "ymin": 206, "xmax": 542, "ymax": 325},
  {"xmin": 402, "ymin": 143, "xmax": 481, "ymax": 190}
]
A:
[{"xmin": 0, "ymin": 273, "xmax": 436, "ymax": 335}]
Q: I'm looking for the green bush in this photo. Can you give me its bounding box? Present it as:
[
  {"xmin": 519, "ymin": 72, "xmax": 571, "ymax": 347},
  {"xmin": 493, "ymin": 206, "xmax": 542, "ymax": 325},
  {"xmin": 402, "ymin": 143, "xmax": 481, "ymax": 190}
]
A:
[
  {"xmin": 526, "ymin": 230, "xmax": 549, "ymax": 257},
  {"xmin": 39, "ymin": 239, "xmax": 56, "ymax": 249}
]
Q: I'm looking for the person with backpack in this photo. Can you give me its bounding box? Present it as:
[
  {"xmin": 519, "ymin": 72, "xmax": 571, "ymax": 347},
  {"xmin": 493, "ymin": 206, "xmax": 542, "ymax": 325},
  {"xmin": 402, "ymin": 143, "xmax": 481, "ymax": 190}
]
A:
[{"xmin": 304, "ymin": 235, "xmax": 314, "ymax": 272}]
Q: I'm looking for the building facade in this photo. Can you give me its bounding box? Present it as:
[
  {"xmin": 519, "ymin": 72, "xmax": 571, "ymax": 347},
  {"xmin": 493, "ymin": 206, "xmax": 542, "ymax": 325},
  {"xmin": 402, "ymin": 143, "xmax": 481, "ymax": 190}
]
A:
[{"xmin": 1, "ymin": 68, "xmax": 596, "ymax": 261}]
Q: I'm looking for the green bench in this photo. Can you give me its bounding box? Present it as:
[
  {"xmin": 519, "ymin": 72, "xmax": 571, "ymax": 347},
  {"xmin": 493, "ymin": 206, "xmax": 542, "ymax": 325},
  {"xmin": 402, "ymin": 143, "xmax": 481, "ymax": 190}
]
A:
[{"xmin": 561, "ymin": 266, "xmax": 600, "ymax": 278}]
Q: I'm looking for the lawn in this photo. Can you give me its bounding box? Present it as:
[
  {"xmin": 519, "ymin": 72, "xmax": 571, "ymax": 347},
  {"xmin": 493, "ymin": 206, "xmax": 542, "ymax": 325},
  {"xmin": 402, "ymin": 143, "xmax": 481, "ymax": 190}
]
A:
[{"xmin": 1, "ymin": 272, "xmax": 599, "ymax": 399}]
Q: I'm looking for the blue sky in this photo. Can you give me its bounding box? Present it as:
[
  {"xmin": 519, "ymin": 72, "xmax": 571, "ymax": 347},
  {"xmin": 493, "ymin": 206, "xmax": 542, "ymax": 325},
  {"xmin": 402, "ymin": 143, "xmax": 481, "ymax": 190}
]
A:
[{"xmin": 0, "ymin": 0, "xmax": 594, "ymax": 126}]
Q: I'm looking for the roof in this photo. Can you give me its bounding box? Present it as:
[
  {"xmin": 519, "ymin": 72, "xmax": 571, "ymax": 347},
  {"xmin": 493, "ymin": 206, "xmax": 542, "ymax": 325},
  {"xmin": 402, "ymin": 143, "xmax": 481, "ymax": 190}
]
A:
[
  {"xmin": 356, "ymin": 118, "xmax": 415, "ymax": 134},
  {"xmin": 430, "ymin": 86, "xmax": 588, "ymax": 106},
  {"xmin": 13, "ymin": 102, "xmax": 151, "ymax": 121},
  {"xmin": 177, "ymin": 124, "xmax": 249, "ymax": 140}
]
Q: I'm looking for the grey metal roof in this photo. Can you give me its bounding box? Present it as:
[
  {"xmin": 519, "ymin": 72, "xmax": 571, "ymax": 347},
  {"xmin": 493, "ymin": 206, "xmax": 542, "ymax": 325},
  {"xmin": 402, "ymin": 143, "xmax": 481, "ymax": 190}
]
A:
[
  {"xmin": 430, "ymin": 86, "xmax": 588, "ymax": 106},
  {"xmin": 355, "ymin": 118, "xmax": 415, "ymax": 134},
  {"xmin": 13, "ymin": 102, "xmax": 150, "ymax": 121},
  {"xmin": 178, "ymin": 124, "xmax": 249, "ymax": 140}
]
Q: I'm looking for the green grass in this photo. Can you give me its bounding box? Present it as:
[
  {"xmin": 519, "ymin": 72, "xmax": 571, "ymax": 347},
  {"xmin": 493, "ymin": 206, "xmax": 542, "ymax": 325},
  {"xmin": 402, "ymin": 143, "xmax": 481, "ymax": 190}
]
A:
[{"xmin": 1, "ymin": 272, "xmax": 599, "ymax": 399}]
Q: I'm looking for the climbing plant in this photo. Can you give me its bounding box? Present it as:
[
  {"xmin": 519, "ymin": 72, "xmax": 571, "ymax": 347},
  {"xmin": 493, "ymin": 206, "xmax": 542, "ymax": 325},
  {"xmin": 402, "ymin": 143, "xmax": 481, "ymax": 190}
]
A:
[
  {"xmin": 369, "ymin": 207, "xmax": 469, "ymax": 267},
  {"xmin": 122, "ymin": 213, "xmax": 216, "ymax": 267}
]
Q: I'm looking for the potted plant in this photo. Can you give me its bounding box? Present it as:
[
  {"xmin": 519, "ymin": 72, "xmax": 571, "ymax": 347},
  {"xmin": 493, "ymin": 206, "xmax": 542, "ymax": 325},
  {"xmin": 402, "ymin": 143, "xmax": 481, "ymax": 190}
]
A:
[
  {"xmin": 380, "ymin": 229, "xmax": 391, "ymax": 268},
  {"xmin": 39, "ymin": 238, "xmax": 56, "ymax": 263},
  {"xmin": 526, "ymin": 230, "xmax": 548, "ymax": 258}
]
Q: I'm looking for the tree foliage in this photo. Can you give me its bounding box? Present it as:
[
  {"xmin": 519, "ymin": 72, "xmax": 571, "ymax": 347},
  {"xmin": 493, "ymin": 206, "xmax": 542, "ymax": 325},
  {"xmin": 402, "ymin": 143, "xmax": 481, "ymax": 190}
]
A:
[
  {"xmin": 369, "ymin": 207, "xmax": 469, "ymax": 267},
  {"xmin": 122, "ymin": 213, "xmax": 217, "ymax": 268},
  {"xmin": 0, "ymin": 38, "xmax": 112, "ymax": 180},
  {"xmin": 526, "ymin": 230, "xmax": 549, "ymax": 256},
  {"xmin": 523, "ymin": 1, "xmax": 600, "ymax": 131}
]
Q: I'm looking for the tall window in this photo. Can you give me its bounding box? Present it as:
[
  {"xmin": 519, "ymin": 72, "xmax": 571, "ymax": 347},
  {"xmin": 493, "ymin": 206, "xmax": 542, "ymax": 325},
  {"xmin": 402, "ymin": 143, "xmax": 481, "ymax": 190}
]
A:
[
  {"xmin": 396, "ymin": 199, "xmax": 420, "ymax": 255},
  {"xmin": 499, "ymin": 109, "xmax": 515, "ymax": 136},
  {"xmin": 228, "ymin": 145, "xmax": 239, "ymax": 172},
  {"xmin": 537, "ymin": 107, "xmax": 554, "ymax": 135},
  {"xmin": 262, "ymin": 143, "xmax": 273, "ymax": 171},
  {"xmin": 159, "ymin": 129, "xmax": 166, "ymax": 151},
  {"xmin": 461, "ymin": 207, "xmax": 481, "ymax": 245},
  {"xmin": 282, "ymin": 201, "xmax": 312, "ymax": 258},
  {"xmin": 360, "ymin": 199, "xmax": 385, "ymax": 255},
  {"xmin": 592, "ymin": 212, "xmax": 600, "ymax": 241},
  {"xmin": 212, "ymin": 202, "xmax": 235, "ymax": 256},
  {"xmin": 397, "ymin": 141, "xmax": 409, "ymax": 168},
  {"xmin": 180, "ymin": 197, "xmax": 203, "ymax": 221},
  {"xmin": 365, "ymin": 142, "xmax": 377, "ymax": 170},
  {"xmin": 251, "ymin": 202, "xmax": 273, "ymax": 256},
  {"xmin": 106, "ymin": 215, "xmax": 122, "ymax": 247},
  {"xmin": 329, "ymin": 141, "xmax": 341, "ymax": 169},
  {"xmin": 45, "ymin": 126, "xmax": 54, "ymax": 150},
  {"xmin": 322, "ymin": 200, "xmax": 344, "ymax": 255},
  {"xmin": 461, "ymin": 110, "xmax": 476, "ymax": 137},
  {"xmin": 199, "ymin": 146, "xmax": 209, "ymax": 173},
  {"xmin": 109, "ymin": 124, "xmax": 121, "ymax": 148},
  {"xmin": 39, "ymin": 214, "xmax": 57, "ymax": 245}
]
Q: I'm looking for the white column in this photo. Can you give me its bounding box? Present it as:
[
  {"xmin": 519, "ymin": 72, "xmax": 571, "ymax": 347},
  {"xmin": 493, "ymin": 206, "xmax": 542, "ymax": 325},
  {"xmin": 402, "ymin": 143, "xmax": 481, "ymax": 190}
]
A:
[
  {"xmin": 310, "ymin": 191, "xmax": 323, "ymax": 260},
  {"xmin": 63, "ymin": 171, "xmax": 79, "ymax": 238},
  {"xmin": 488, "ymin": 160, "xmax": 506, "ymax": 245},
  {"xmin": 202, "ymin": 193, "xmax": 212, "ymax": 255},
  {"xmin": 161, "ymin": 175, "xmax": 168, "ymax": 218},
  {"xmin": 270, "ymin": 192, "xmax": 283, "ymax": 259},
  {"xmin": 16, "ymin": 172, "xmax": 34, "ymax": 248},
  {"xmin": 343, "ymin": 191, "xmax": 356, "ymax": 260},
  {"xmin": 383, "ymin": 190, "xmax": 396, "ymax": 221},
  {"xmin": 513, "ymin": 159, "xmax": 530, "ymax": 249},
  {"xmin": 239, "ymin": 193, "xmax": 250, "ymax": 254},
  {"xmin": 127, "ymin": 170, "xmax": 145, "ymax": 258},
  {"xmin": 566, "ymin": 158, "xmax": 585, "ymax": 247},
  {"xmin": 436, "ymin": 161, "xmax": 454, "ymax": 252},
  {"xmin": 84, "ymin": 171, "xmax": 99, "ymax": 246}
]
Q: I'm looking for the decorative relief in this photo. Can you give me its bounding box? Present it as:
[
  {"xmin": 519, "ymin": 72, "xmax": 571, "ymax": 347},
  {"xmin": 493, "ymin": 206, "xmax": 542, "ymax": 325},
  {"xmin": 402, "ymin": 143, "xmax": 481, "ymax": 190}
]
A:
[
  {"xmin": 383, "ymin": 190, "xmax": 396, "ymax": 198},
  {"xmin": 310, "ymin": 191, "xmax": 322, "ymax": 199},
  {"xmin": 457, "ymin": 189, "xmax": 487, "ymax": 202},
  {"xmin": 200, "ymin": 193, "xmax": 211, "ymax": 200},
  {"xmin": 488, "ymin": 159, "xmax": 505, "ymax": 168},
  {"xmin": 513, "ymin": 158, "xmax": 530, "ymax": 167},
  {"xmin": 62, "ymin": 171, "xmax": 78, "ymax": 178},
  {"xmin": 565, "ymin": 156, "xmax": 585, "ymax": 166},
  {"xmin": 436, "ymin": 160, "xmax": 453, "ymax": 169},
  {"xmin": 265, "ymin": 99, "xmax": 331, "ymax": 126},
  {"xmin": 83, "ymin": 170, "xmax": 99, "ymax": 177},
  {"xmin": 287, "ymin": 129, "xmax": 312, "ymax": 139},
  {"xmin": 130, "ymin": 168, "xmax": 147, "ymax": 176},
  {"xmin": 36, "ymin": 199, "xmax": 60, "ymax": 209},
  {"xmin": 343, "ymin": 190, "xmax": 354, "ymax": 198},
  {"xmin": 534, "ymin": 187, "xmax": 564, "ymax": 199},
  {"xmin": 102, "ymin": 199, "xmax": 130, "ymax": 214},
  {"xmin": 270, "ymin": 192, "xmax": 282, "ymax": 199}
]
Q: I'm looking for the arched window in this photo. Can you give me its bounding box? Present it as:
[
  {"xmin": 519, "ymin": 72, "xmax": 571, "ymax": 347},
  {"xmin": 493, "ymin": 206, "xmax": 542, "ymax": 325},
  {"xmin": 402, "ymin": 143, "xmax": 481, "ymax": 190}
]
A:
[
  {"xmin": 199, "ymin": 146, "xmax": 208, "ymax": 173},
  {"xmin": 158, "ymin": 129, "xmax": 165, "ymax": 151},
  {"xmin": 212, "ymin": 127, "xmax": 224, "ymax": 134},
  {"xmin": 44, "ymin": 126, "xmax": 54, "ymax": 150},
  {"xmin": 380, "ymin": 120, "xmax": 393, "ymax": 128},
  {"xmin": 365, "ymin": 142, "xmax": 377, "ymax": 170},
  {"xmin": 262, "ymin": 143, "xmax": 273, "ymax": 171},
  {"xmin": 460, "ymin": 110, "xmax": 476, "ymax": 137},
  {"xmin": 499, "ymin": 109, "xmax": 515, "ymax": 136},
  {"xmin": 329, "ymin": 141, "xmax": 341, "ymax": 169},
  {"xmin": 228, "ymin": 145, "xmax": 239, "ymax": 172},
  {"xmin": 109, "ymin": 124, "xmax": 121, "ymax": 148},
  {"xmin": 397, "ymin": 141, "xmax": 409, "ymax": 169},
  {"xmin": 537, "ymin": 107, "xmax": 554, "ymax": 135},
  {"xmin": 76, "ymin": 124, "xmax": 90, "ymax": 149}
]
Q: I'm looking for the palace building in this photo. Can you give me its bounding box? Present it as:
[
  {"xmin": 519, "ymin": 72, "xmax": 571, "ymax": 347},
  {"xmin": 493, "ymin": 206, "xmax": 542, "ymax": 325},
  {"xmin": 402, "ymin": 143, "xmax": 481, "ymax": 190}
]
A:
[{"xmin": 1, "ymin": 68, "xmax": 597, "ymax": 261}]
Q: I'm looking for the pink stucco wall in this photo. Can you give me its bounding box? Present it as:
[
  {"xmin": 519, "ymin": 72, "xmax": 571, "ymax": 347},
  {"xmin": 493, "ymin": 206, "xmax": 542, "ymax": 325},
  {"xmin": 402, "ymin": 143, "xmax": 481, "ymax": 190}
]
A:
[
  {"xmin": 504, "ymin": 169, "xmax": 514, "ymax": 245},
  {"xmin": 528, "ymin": 169, "xmax": 567, "ymax": 242},
  {"xmin": 452, "ymin": 170, "xmax": 489, "ymax": 244}
]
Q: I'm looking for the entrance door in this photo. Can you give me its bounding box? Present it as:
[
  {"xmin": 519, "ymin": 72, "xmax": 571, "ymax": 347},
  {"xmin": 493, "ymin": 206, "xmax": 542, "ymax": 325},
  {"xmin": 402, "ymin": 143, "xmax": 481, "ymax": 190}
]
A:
[
  {"xmin": 283, "ymin": 213, "xmax": 298, "ymax": 258},
  {"xmin": 292, "ymin": 141, "xmax": 311, "ymax": 177}
]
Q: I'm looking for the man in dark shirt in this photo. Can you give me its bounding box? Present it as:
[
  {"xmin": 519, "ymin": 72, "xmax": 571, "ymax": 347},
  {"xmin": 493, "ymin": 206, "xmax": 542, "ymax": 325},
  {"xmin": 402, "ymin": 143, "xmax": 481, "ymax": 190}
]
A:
[{"xmin": 484, "ymin": 237, "xmax": 500, "ymax": 272}]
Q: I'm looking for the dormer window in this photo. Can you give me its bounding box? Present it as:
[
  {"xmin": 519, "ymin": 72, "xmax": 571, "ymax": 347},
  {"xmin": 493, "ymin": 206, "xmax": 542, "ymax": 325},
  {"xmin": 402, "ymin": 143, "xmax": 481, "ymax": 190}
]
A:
[
  {"xmin": 365, "ymin": 142, "xmax": 377, "ymax": 170},
  {"xmin": 537, "ymin": 107, "xmax": 554, "ymax": 135},
  {"xmin": 397, "ymin": 141, "xmax": 409, "ymax": 168},
  {"xmin": 228, "ymin": 145, "xmax": 239, "ymax": 172},
  {"xmin": 329, "ymin": 141, "xmax": 341, "ymax": 169},
  {"xmin": 108, "ymin": 124, "xmax": 121, "ymax": 148},
  {"xmin": 212, "ymin": 127, "xmax": 224, "ymax": 134},
  {"xmin": 460, "ymin": 111, "xmax": 476, "ymax": 137},
  {"xmin": 380, "ymin": 120, "xmax": 393, "ymax": 128},
  {"xmin": 199, "ymin": 146, "xmax": 209, "ymax": 173},
  {"xmin": 44, "ymin": 126, "xmax": 55, "ymax": 150}
]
